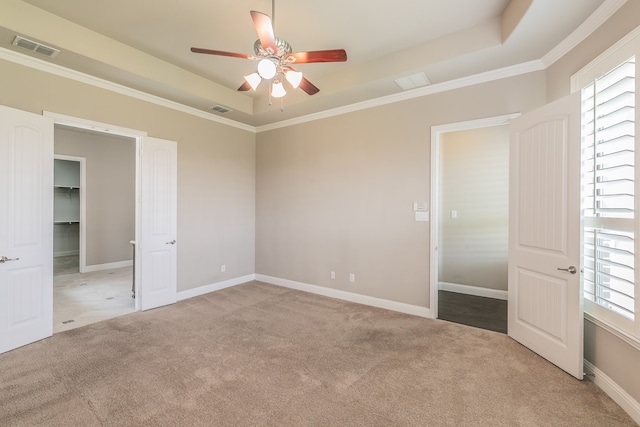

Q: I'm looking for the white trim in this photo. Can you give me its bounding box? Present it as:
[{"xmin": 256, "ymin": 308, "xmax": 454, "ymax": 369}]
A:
[
  {"xmin": 585, "ymin": 313, "xmax": 640, "ymax": 352},
  {"xmin": 542, "ymin": 0, "xmax": 629, "ymax": 67},
  {"xmin": 46, "ymin": 112, "xmax": 148, "ymax": 137},
  {"xmin": 0, "ymin": 47, "xmax": 255, "ymax": 134},
  {"xmin": 438, "ymin": 282, "xmax": 508, "ymax": 300},
  {"xmin": 431, "ymin": 114, "xmax": 521, "ymax": 133},
  {"xmin": 0, "ymin": 45, "xmax": 542, "ymax": 134},
  {"xmin": 257, "ymin": 62, "xmax": 543, "ymax": 133},
  {"xmin": 177, "ymin": 274, "xmax": 256, "ymax": 301},
  {"xmin": 429, "ymin": 128, "xmax": 440, "ymax": 320},
  {"xmin": 83, "ymin": 260, "xmax": 132, "ymax": 273},
  {"xmin": 47, "ymin": 112, "xmax": 145, "ymax": 311},
  {"xmin": 571, "ymin": 24, "xmax": 640, "ymax": 92},
  {"xmin": 255, "ymin": 274, "xmax": 431, "ymax": 318},
  {"xmin": 430, "ymin": 114, "xmax": 518, "ymax": 321},
  {"xmin": 584, "ymin": 359, "xmax": 640, "ymax": 425}
]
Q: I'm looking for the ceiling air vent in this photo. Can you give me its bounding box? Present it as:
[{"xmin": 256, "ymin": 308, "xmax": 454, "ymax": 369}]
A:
[
  {"xmin": 209, "ymin": 105, "xmax": 232, "ymax": 114},
  {"xmin": 394, "ymin": 72, "xmax": 430, "ymax": 91},
  {"xmin": 12, "ymin": 36, "xmax": 60, "ymax": 58}
]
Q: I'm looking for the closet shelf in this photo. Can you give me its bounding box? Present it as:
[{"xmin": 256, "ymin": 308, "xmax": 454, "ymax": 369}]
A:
[
  {"xmin": 53, "ymin": 185, "xmax": 80, "ymax": 189},
  {"xmin": 54, "ymin": 220, "xmax": 80, "ymax": 224}
]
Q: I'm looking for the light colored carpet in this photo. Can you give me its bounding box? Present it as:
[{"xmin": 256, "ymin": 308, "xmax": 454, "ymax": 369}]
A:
[{"xmin": 0, "ymin": 281, "xmax": 636, "ymax": 426}]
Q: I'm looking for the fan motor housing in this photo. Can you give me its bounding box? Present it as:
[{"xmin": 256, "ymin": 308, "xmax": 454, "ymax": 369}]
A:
[{"xmin": 254, "ymin": 38, "xmax": 292, "ymax": 57}]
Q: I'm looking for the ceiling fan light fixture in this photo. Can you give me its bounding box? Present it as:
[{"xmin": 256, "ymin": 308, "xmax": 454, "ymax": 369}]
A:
[
  {"xmin": 271, "ymin": 80, "xmax": 286, "ymax": 98},
  {"xmin": 244, "ymin": 72, "xmax": 262, "ymax": 90},
  {"xmin": 285, "ymin": 70, "xmax": 303, "ymax": 89},
  {"xmin": 191, "ymin": 6, "xmax": 346, "ymax": 106},
  {"xmin": 257, "ymin": 58, "xmax": 277, "ymax": 79}
]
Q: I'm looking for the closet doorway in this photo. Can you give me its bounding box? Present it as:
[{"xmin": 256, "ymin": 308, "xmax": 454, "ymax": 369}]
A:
[
  {"xmin": 430, "ymin": 115, "xmax": 514, "ymax": 333},
  {"xmin": 53, "ymin": 125, "xmax": 136, "ymax": 333}
]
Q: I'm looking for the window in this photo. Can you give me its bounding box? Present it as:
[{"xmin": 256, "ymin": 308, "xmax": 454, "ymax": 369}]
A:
[
  {"xmin": 581, "ymin": 56, "xmax": 636, "ymax": 322},
  {"xmin": 576, "ymin": 30, "xmax": 640, "ymax": 343}
]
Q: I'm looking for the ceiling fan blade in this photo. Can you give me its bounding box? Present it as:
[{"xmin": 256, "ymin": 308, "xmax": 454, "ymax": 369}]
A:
[
  {"xmin": 250, "ymin": 11, "xmax": 277, "ymax": 53},
  {"xmin": 299, "ymin": 77, "xmax": 320, "ymax": 95},
  {"xmin": 190, "ymin": 47, "xmax": 251, "ymax": 59},
  {"xmin": 238, "ymin": 81, "xmax": 251, "ymax": 91},
  {"xmin": 287, "ymin": 49, "xmax": 347, "ymax": 64}
]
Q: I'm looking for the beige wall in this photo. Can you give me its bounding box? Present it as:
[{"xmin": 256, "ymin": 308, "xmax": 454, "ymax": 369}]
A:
[
  {"xmin": 256, "ymin": 72, "xmax": 546, "ymax": 307},
  {"xmin": 0, "ymin": 59, "xmax": 256, "ymax": 292},
  {"xmin": 55, "ymin": 127, "xmax": 135, "ymax": 266},
  {"xmin": 439, "ymin": 126, "xmax": 509, "ymax": 291},
  {"xmin": 545, "ymin": 0, "xmax": 640, "ymax": 409}
]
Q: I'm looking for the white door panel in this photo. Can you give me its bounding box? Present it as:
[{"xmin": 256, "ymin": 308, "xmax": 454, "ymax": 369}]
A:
[
  {"xmin": 508, "ymin": 92, "xmax": 583, "ymax": 379},
  {"xmin": 0, "ymin": 105, "xmax": 53, "ymax": 354},
  {"xmin": 139, "ymin": 137, "xmax": 177, "ymax": 310}
]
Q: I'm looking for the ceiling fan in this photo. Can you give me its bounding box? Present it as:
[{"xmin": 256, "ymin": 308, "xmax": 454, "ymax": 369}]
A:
[{"xmin": 190, "ymin": 1, "xmax": 347, "ymax": 100}]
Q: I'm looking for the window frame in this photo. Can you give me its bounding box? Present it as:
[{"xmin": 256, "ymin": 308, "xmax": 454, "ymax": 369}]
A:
[{"xmin": 572, "ymin": 26, "xmax": 640, "ymax": 348}]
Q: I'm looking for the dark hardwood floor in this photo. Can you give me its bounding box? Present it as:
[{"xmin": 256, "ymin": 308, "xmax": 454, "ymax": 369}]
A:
[{"xmin": 438, "ymin": 290, "xmax": 507, "ymax": 333}]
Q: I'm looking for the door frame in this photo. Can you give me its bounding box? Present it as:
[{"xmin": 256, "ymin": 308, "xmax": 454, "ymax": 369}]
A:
[
  {"xmin": 429, "ymin": 113, "xmax": 519, "ymax": 319},
  {"xmin": 45, "ymin": 111, "xmax": 146, "ymax": 310}
]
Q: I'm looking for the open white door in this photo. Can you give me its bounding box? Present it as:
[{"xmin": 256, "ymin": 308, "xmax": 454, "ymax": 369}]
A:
[
  {"xmin": 0, "ymin": 105, "xmax": 53, "ymax": 354},
  {"xmin": 508, "ymin": 92, "xmax": 583, "ymax": 379},
  {"xmin": 138, "ymin": 137, "xmax": 177, "ymax": 310}
]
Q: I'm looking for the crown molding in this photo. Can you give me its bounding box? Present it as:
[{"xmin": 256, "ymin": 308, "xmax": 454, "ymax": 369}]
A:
[
  {"xmin": 0, "ymin": 47, "xmax": 256, "ymax": 133},
  {"xmin": 0, "ymin": 0, "xmax": 625, "ymax": 134},
  {"xmin": 542, "ymin": 0, "xmax": 628, "ymax": 67},
  {"xmin": 256, "ymin": 60, "xmax": 544, "ymax": 133}
]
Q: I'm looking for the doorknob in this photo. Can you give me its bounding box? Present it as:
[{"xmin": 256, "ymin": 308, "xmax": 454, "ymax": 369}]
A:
[
  {"xmin": 166, "ymin": 240, "xmax": 176, "ymax": 245},
  {"xmin": 0, "ymin": 256, "xmax": 20, "ymax": 263},
  {"xmin": 557, "ymin": 266, "xmax": 577, "ymax": 274}
]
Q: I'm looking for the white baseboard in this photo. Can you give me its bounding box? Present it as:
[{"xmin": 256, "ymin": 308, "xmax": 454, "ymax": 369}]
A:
[
  {"xmin": 83, "ymin": 260, "xmax": 133, "ymax": 273},
  {"xmin": 439, "ymin": 281, "xmax": 508, "ymax": 300},
  {"xmin": 177, "ymin": 274, "xmax": 257, "ymax": 301},
  {"xmin": 584, "ymin": 359, "xmax": 640, "ymax": 425},
  {"xmin": 255, "ymin": 274, "xmax": 431, "ymax": 318},
  {"xmin": 175, "ymin": 273, "xmax": 430, "ymax": 318},
  {"xmin": 54, "ymin": 250, "xmax": 79, "ymax": 257}
]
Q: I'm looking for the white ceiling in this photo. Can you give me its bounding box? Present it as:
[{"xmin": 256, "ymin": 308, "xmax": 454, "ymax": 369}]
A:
[{"xmin": 1, "ymin": 0, "xmax": 610, "ymax": 127}]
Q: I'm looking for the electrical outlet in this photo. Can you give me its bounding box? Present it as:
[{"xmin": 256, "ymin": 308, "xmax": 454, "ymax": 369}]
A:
[
  {"xmin": 349, "ymin": 273, "xmax": 355, "ymax": 283},
  {"xmin": 221, "ymin": 264, "xmax": 226, "ymax": 272},
  {"xmin": 330, "ymin": 271, "xmax": 336, "ymax": 279}
]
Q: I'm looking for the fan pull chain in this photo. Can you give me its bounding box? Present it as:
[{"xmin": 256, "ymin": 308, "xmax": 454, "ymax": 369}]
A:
[{"xmin": 272, "ymin": 0, "xmax": 276, "ymax": 30}]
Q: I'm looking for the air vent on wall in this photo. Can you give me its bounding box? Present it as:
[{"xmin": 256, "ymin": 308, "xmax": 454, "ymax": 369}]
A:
[
  {"xmin": 209, "ymin": 105, "xmax": 232, "ymax": 114},
  {"xmin": 12, "ymin": 36, "xmax": 60, "ymax": 58}
]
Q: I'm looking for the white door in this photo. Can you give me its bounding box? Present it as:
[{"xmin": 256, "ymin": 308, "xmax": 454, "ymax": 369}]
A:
[
  {"xmin": 508, "ymin": 92, "xmax": 583, "ymax": 379},
  {"xmin": 0, "ymin": 105, "xmax": 54, "ymax": 354},
  {"xmin": 138, "ymin": 137, "xmax": 177, "ymax": 310}
]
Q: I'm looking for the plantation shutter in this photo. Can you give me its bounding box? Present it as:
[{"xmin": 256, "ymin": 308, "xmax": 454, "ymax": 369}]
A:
[{"xmin": 581, "ymin": 57, "xmax": 636, "ymax": 321}]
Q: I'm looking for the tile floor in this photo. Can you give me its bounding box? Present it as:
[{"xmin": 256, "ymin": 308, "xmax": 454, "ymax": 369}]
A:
[{"xmin": 53, "ymin": 255, "xmax": 135, "ymax": 333}]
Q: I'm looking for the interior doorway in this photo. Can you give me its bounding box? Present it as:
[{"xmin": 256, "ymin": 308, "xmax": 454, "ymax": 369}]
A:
[
  {"xmin": 1, "ymin": 105, "xmax": 177, "ymax": 353},
  {"xmin": 53, "ymin": 155, "xmax": 83, "ymax": 276},
  {"xmin": 430, "ymin": 115, "xmax": 515, "ymax": 332},
  {"xmin": 52, "ymin": 122, "xmax": 138, "ymax": 333}
]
